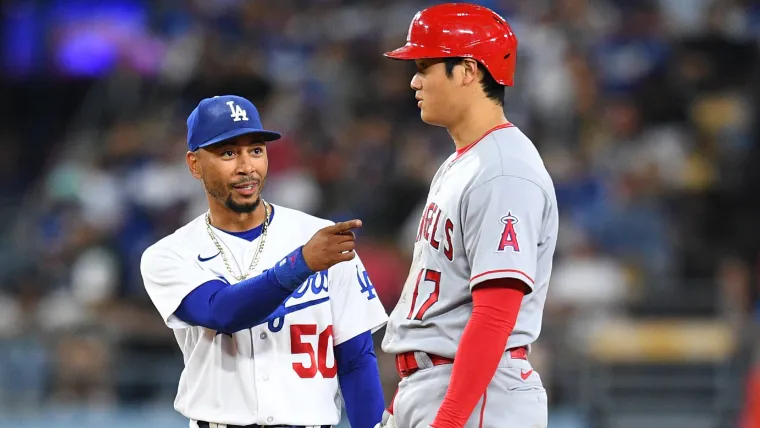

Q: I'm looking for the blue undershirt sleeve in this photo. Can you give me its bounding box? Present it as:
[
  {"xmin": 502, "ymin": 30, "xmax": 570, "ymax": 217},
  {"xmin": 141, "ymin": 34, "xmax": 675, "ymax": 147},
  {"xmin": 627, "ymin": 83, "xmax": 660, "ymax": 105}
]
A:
[
  {"xmin": 334, "ymin": 330, "xmax": 385, "ymax": 428},
  {"xmin": 174, "ymin": 246, "xmax": 313, "ymax": 334}
]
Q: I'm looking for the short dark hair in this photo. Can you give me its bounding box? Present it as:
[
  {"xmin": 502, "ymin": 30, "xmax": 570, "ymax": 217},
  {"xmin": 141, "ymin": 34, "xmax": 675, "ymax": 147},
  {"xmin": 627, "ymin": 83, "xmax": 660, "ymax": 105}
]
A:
[{"xmin": 444, "ymin": 57, "xmax": 505, "ymax": 106}]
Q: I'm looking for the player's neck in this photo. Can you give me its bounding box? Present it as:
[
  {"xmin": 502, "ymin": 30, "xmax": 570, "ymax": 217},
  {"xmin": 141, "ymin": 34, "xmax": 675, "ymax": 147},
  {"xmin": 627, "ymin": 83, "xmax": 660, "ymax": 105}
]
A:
[
  {"xmin": 206, "ymin": 199, "xmax": 267, "ymax": 232},
  {"xmin": 448, "ymin": 102, "xmax": 508, "ymax": 152}
]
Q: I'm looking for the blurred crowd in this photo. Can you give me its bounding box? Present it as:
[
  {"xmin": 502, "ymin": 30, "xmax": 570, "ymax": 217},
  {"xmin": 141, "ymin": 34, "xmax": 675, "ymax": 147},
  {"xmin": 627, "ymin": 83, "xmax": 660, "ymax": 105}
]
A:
[{"xmin": 1, "ymin": 0, "xmax": 760, "ymax": 426}]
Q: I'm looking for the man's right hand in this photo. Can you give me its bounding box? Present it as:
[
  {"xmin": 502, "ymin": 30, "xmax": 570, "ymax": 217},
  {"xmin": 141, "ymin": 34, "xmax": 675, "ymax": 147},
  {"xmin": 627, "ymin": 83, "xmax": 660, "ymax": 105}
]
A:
[{"xmin": 302, "ymin": 219, "xmax": 363, "ymax": 271}]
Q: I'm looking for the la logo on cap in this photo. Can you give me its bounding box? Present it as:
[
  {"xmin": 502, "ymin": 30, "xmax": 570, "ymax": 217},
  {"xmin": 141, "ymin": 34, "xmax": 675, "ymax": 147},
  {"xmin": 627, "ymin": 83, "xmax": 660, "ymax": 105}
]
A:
[{"xmin": 226, "ymin": 101, "xmax": 249, "ymax": 122}]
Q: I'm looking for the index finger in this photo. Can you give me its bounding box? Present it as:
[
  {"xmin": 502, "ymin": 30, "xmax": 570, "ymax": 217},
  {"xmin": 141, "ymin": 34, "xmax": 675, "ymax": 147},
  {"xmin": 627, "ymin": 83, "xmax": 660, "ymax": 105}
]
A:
[{"xmin": 325, "ymin": 219, "xmax": 363, "ymax": 233}]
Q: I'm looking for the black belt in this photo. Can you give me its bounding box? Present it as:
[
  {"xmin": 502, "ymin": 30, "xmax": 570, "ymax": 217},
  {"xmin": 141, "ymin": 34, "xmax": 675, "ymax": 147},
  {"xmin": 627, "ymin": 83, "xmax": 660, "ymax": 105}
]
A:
[{"xmin": 197, "ymin": 422, "xmax": 330, "ymax": 428}]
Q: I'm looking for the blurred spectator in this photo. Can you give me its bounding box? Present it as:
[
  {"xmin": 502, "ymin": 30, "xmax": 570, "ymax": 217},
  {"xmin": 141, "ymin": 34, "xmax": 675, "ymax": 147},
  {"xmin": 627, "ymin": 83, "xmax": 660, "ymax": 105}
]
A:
[{"xmin": 547, "ymin": 224, "xmax": 633, "ymax": 332}]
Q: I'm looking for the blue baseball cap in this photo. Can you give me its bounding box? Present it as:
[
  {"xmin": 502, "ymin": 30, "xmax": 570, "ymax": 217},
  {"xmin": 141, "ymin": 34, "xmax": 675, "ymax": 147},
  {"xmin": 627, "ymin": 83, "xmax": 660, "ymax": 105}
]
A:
[{"xmin": 186, "ymin": 95, "xmax": 282, "ymax": 151}]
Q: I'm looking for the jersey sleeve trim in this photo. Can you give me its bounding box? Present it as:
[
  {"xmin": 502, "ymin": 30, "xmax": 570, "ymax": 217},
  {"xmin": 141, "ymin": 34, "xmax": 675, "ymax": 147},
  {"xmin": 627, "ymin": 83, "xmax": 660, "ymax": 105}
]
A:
[
  {"xmin": 470, "ymin": 269, "xmax": 535, "ymax": 290},
  {"xmin": 165, "ymin": 314, "xmax": 191, "ymax": 329}
]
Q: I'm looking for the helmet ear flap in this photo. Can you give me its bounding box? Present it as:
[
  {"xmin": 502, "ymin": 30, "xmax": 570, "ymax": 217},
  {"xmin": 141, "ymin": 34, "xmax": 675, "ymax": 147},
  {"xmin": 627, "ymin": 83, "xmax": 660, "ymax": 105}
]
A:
[{"xmin": 501, "ymin": 50, "xmax": 517, "ymax": 86}]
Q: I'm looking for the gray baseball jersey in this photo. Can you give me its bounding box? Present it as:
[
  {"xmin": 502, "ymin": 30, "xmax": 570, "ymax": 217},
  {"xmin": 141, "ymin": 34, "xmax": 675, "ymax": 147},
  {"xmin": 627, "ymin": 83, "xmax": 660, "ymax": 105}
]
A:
[{"xmin": 382, "ymin": 123, "xmax": 559, "ymax": 358}]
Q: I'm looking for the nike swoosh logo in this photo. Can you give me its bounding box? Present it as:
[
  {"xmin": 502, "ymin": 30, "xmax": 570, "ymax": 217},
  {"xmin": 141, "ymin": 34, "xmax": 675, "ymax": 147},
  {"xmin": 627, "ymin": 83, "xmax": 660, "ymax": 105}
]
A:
[
  {"xmin": 197, "ymin": 252, "xmax": 220, "ymax": 262},
  {"xmin": 520, "ymin": 369, "xmax": 533, "ymax": 380}
]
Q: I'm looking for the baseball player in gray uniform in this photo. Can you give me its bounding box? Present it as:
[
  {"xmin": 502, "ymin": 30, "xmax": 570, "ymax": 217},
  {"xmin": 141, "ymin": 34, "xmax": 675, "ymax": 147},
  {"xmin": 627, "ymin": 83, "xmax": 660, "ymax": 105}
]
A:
[{"xmin": 376, "ymin": 4, "xmax": 558, "ymax": 428}]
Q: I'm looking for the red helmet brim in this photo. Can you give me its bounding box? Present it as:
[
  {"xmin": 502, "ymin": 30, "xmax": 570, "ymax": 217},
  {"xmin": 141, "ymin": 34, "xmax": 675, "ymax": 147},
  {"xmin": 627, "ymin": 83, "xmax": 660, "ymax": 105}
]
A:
[{"xmin": 384, "ymin": 43, "xmax": 449, "ymax": 60}]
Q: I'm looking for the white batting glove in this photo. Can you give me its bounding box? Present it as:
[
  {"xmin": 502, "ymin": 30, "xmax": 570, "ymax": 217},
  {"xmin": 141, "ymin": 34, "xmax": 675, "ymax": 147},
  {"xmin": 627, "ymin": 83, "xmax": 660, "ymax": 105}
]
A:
[{"xmin": 373, "ymin": 410, "xmax": 397, "ymax": 428}]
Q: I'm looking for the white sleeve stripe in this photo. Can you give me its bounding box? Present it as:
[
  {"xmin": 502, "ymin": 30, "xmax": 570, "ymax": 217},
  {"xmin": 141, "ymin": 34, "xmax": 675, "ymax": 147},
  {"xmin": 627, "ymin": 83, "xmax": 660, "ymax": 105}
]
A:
[{"xmin": 470, "ymin": 269, "xmax": 535, "ymax": 284}]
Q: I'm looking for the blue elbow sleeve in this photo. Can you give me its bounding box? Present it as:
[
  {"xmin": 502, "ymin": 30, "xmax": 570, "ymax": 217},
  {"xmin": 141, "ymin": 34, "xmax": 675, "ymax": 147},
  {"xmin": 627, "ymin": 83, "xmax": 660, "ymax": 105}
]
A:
[
  {"xmin": 335, "ymin": 331, "xmax": 385, "ymax": 428},
  {"xmin": 174, "ymin": 279, "xmax": 228, "ymax": 330},
  {"xmin": 173, "ymin": 246, "xmax": 316, "ymax": 333}
]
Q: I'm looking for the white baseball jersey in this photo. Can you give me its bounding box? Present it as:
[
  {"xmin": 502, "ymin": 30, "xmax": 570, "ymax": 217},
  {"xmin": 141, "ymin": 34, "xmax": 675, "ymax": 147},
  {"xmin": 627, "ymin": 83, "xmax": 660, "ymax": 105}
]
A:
[
  {"xmin": 140, "ymin": 204, "xmax": 388, "ymax": 427},
  {"xmin": 382, "ymin": 123, "xmax": 558, "ymax": 358}
]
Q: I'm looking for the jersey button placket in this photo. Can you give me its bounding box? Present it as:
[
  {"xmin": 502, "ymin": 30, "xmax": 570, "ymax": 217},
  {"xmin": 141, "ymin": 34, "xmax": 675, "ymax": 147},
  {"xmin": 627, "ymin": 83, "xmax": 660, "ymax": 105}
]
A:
[{"xmin": 253, "ymin": 327, "xmax": 277, "ymax": 423}]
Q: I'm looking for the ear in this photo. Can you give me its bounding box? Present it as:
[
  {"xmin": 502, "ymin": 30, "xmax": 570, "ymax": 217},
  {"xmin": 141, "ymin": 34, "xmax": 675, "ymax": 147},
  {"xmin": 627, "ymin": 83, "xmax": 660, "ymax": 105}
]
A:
[
  {"xmin": 461, "ymin": 59, "xmax": 479, "ymax": 86},
  {"xmin": 186, "ymin": 151, "xmax": 202, "ymax": 179}
]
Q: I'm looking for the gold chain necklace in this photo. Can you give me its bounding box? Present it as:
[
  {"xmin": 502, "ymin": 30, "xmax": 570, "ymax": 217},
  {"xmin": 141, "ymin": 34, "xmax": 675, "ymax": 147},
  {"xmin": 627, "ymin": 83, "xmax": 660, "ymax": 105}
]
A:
[{"xmin": 204, "ymin": 201, "xmax": 270, "ymax": 281}]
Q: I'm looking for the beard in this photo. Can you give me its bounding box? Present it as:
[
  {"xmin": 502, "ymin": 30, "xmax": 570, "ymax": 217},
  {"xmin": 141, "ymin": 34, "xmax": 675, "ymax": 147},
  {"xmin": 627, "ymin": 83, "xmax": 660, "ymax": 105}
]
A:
[
  {"xmin": 204, "ymin": 176, "xmax": 263, "ymax": 214},
  {"xmin": 225, "ymin": 194, "xmax": 261, "ymax": 213}
]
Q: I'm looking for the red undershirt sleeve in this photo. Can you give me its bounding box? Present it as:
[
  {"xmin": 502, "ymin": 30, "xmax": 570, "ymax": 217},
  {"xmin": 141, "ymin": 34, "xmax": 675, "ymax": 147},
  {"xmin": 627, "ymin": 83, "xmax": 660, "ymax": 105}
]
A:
[{"xmin": 430, "ymin": 279, "xmax": 527, "ymax": 428}]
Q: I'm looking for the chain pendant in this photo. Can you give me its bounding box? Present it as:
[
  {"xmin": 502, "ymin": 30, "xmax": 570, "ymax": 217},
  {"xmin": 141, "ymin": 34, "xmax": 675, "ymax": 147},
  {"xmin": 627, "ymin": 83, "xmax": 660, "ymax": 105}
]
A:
[{"xmin": 205, "ymin": 201, "xmax": 270, "ymax": 282}]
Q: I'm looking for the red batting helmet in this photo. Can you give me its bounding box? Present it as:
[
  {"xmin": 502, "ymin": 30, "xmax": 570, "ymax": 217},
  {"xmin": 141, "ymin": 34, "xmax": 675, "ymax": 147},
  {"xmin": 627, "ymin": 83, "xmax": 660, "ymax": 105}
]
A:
[{"xmin": 384, "ymin": 3, "xmax": 518, "ymax": 86}]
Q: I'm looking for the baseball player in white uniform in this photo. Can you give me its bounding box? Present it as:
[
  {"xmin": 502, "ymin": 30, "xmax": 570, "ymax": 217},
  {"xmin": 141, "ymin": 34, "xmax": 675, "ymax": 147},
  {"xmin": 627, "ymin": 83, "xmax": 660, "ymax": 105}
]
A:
[
  {"xmin": 376, "ymin": 4, "xmax": 558, "ymax": 428},
  {"xmin": 140, "ymin": 95, "xmax": 388, "ymax": 428}
]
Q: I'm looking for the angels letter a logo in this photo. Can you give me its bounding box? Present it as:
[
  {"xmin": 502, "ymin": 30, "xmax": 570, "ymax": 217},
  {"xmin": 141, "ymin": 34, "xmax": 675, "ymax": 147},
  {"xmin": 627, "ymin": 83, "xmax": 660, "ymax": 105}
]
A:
[
  {"xmin": 497, "ymin": 211, "xmax": 520, "ymax": 252},
  {"xmin": 226, "ymin": 101, "xmax": 249, "ymax": 122}
]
